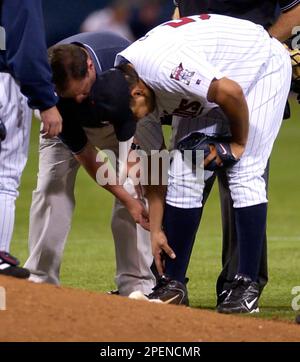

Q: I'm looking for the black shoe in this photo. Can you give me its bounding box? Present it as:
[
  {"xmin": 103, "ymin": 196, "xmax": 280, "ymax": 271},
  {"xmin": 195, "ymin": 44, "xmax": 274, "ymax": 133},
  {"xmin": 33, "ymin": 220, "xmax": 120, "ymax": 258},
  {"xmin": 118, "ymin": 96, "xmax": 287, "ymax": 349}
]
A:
[
  {"xmin": 148, "ymin": 275, "xmax": 189, "ymax": 306},
  {"xmin": 217, "ymin": 289, "xmax": 230, "ymax": 307},
  {"xmin": 217, "ymin": 274, "xmax": 260, "ymax": 314},
  {"xmin": 0, "ymin": 251, "xmax": 30, "ymax": 279},
  {"xmin": 106, "ymin": 289, "xmax": 120, "ymax": 295}
]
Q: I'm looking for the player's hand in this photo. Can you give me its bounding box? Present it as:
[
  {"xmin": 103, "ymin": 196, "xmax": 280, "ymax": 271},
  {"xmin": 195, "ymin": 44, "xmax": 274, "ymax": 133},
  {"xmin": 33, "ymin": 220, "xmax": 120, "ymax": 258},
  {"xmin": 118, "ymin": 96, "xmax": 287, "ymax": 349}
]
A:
[
  {"xmin": 178, "ymin": 132, "xmax": 241, "ymax": 171},
  {"xmin": 203, "ymin": 142, "xmax": 244, "ymax": 169},
  {"xmin": 229, "ymin": 142, "xmax": 245, "ymax": 160},
  {"xmin": 125, "ymin": 197, "xmax": 150, "ymax": 231},
  {"xmin": 151, "ymin": 230, "xmax": 176, "ymax": 275},
  {"xmin": 40, "ymin": 106, "xmax": 62, "ymax": 138}
]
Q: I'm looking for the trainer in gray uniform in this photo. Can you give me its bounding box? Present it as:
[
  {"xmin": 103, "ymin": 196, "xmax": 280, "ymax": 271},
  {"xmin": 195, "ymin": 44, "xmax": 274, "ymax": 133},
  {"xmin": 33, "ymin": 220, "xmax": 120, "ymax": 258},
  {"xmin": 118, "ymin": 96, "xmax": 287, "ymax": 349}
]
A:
[
  {"xmin": 0, "ymin": 0, "xmax": 62, "ymax": 278},
  {"xmin": 24, "ymin": 32, "xmax": 161, "ymax": 296}
]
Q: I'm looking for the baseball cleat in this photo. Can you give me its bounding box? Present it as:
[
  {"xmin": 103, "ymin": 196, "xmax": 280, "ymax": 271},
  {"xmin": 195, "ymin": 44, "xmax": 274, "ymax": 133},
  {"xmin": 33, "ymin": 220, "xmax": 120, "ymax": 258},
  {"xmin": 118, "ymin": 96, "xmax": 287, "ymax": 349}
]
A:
[
  {"xmin": 147, "ymin": 275, "xmax": 189, "ymax": 306},
  {"xmin": 106, "ymin": 289, "xmax": 120, "ymax": 295},
  {"xmin": 0, "ymin": 251, "xmax": 30, "ymax": 279},
  {"xmin": 128, "ymin": 290, "xmax": 163, "ymax": 303},
  {"xmin": 217, "ymin": 289, "xmax": 230, "ymax": 307},
  {"xmin": 128, "ymin": 290, "xmax": 150, "ymax": 301},
  {"xmin": 217, "ymin": 274, "xmax": 260, "ymax": 314}
]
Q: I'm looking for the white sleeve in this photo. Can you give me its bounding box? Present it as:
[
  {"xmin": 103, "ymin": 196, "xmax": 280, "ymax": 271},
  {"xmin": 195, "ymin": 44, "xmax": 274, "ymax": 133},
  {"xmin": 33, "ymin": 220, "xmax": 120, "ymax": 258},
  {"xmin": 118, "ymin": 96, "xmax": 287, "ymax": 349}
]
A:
[{"xmin": 159, "ymin": 44, "xmax": 225, "ymax": 108}]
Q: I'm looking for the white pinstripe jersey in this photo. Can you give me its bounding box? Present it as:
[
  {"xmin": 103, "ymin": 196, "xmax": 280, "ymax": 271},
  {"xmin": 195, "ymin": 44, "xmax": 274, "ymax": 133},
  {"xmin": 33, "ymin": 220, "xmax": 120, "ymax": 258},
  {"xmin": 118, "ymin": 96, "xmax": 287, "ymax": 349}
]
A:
[{"xmin": 116, "ymin": 14, "xmax": 275, "ymax": 119}]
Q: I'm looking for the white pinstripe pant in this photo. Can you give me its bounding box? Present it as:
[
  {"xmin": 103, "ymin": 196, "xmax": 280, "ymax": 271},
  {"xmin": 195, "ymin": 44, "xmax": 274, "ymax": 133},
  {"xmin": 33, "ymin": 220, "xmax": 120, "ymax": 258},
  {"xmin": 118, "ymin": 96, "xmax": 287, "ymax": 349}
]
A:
[
  {"xmin": 167, "ymin": 38, "xmax": 291, "ymax": 209},
  {"xmin": 0, "ymin": 73, "xmax": 32, "ymax": 251}
]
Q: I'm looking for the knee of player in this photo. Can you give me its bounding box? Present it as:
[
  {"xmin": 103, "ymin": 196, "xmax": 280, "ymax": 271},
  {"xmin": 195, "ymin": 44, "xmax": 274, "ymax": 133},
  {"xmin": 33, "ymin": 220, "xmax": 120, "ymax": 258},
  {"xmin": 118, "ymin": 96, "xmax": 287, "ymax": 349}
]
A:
[
  {"xmin": 34, "ymin": 174, "xmax": 71, "ymax": 195},
  {"xmin": 0, "ymin": 188, "xmax": 18, "ymax": 200},
  {"xmin": 227, "ymin": 173, "xmax": 267, "ymax": 207}
]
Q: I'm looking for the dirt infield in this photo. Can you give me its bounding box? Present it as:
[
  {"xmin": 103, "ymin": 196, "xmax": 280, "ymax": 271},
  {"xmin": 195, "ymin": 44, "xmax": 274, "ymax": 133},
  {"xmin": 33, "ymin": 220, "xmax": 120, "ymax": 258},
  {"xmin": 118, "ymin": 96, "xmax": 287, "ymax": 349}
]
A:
[{"xmin": 0, "ymin": 275, "xmax": 299, "ymax": 342}]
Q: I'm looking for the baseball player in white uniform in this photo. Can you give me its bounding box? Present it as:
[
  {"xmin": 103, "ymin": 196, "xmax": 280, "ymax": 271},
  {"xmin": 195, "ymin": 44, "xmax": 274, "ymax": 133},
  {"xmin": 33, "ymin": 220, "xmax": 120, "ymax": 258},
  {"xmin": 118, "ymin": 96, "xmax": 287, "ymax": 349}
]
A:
[
  {"xmin": 0, "ymin": 0, "xmax": 62, "ymax": 278},
  {"xmin": 93, "ymin": 14, "xmax": 291, "ymax": 312}
]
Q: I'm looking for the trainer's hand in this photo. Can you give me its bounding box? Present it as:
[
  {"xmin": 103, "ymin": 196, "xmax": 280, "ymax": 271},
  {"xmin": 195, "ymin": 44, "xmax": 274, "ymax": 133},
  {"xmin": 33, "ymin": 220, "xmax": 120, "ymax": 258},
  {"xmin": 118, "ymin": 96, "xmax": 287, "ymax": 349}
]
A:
[
  {"xmin": 151, "ymin": 230, "xmax": 176, "ymax": 275},
  {"xmin": 40, "ymin": 106, "xmax": 62, "ymax": 138},
  {"xmin": 125, "ymin": 198, "xmax": 150, "ymax": 231}
]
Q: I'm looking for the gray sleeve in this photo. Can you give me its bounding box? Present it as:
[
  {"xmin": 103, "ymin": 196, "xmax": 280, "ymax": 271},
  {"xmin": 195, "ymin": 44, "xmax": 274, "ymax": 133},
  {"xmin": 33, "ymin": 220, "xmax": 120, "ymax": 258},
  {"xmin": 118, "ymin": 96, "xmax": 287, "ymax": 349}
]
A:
[{"xmin": 134, "ymin": 113, "xmax": 164, "ymax": 155}]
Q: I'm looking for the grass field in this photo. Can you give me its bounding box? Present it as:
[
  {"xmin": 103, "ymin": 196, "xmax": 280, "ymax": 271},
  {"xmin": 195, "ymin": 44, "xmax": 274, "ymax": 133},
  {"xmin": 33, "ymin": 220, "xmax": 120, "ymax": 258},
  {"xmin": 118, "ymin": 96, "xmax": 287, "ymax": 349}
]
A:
[{"xmin": 10, "ymin": 98, "xmax": 300, "ymax": 321}]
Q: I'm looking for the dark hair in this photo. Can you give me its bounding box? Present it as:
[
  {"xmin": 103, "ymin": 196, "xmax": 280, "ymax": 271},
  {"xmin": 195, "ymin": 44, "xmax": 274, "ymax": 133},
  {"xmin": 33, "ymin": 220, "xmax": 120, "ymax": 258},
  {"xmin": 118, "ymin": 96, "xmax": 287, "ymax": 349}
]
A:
[
  {"xmin": 115, "ymin": 63, "xmax": 139, "ymax": 92},
  {"xmin": 48, "ymin": 44, "xmax": 88, "ymax": 93}
]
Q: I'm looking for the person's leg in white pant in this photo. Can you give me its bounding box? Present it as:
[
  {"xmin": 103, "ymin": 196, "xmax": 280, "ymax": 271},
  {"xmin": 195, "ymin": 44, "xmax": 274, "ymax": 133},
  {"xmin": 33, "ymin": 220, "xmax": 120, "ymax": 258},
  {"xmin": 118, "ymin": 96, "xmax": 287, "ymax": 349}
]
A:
[
  {"xmin": 164, "ymin": 39, "xmax": 291, "ymax": 298},
  {"xmin": 228, "ymin": 40, "xmax": 292, "ymax": 209},
  {"xmin": 0, "ymin": 73, "xmax": 32, "ymax": 253}
]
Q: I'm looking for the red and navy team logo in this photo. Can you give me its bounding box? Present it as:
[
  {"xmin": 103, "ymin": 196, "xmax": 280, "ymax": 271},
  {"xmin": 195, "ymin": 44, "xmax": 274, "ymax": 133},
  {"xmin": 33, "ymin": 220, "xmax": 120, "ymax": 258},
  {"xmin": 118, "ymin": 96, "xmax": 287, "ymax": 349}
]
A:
[{"xmin": 170, "ymin": 63, "xmax": 197, "ymax": 86}]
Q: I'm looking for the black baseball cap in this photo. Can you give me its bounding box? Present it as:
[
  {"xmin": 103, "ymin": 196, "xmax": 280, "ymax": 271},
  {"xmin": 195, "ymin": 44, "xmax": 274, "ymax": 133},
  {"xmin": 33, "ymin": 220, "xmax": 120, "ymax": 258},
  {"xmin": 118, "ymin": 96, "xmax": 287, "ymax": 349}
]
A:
[{"xmin": 90, "ymin": 68, "xmax": 136, "ymax": 141}]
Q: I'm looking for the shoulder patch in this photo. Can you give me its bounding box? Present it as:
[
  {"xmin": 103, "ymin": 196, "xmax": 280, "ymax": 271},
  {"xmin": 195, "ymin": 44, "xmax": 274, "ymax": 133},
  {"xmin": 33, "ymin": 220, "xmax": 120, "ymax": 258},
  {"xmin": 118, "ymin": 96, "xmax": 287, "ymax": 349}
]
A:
[{"xmin": 170, "ymin": 63, "xmax": 195, "ymax": 85}]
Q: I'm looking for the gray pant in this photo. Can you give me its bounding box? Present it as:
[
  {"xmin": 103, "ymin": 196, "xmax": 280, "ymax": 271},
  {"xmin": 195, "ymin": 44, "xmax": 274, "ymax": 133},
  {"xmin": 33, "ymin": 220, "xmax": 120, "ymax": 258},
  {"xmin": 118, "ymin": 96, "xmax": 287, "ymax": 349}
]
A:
[{"xmin": 24, "ymin": 125, "xmax": 156, "ymax": 295}]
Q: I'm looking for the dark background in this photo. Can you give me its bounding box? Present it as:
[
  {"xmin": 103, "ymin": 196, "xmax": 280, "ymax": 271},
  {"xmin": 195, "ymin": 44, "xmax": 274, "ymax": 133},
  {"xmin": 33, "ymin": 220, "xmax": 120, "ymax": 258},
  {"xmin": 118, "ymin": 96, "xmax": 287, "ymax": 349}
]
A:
[{"xmin": 42, "ymin": 0, "xmax": 174, "ymax": 46}]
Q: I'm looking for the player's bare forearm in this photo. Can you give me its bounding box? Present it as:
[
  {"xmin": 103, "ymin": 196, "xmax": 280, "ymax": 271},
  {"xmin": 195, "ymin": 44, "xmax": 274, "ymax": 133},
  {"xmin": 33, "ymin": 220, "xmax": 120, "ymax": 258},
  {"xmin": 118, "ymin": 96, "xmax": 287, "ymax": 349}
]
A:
[
  {"xmin": 269, "ymin": 4, "xmax": 300, "ymax": 42},
  {"xmin": 208, "ymin": 77, "xmax": 249, "ymax": 158},
  {"xmin": 139, "ymin": 152, "xmax": 168, "ymax": 233},
  {"xmin": 74, "ymin": 143, "xmax": 123, "ymax": 194},
  {"xmin": 104, "ymin": 184, "xmax": 150, "ymax": 230},
  {"xmin": 74, "ymin": 143, "xmax": 103, "ymax": 182},
  {"xmin": 144, "ymin": 184, "xmax": 175, "ymax": 274},
  {"xmin": 144, "ymin": 185, "xmax": 166, "ymax": 232}
]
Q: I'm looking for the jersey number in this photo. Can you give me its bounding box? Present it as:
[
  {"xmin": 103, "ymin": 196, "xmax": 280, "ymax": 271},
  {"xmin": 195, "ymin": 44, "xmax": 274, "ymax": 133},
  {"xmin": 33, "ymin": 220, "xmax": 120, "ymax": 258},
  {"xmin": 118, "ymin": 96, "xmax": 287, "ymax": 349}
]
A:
[
  {"xmin": 165, "ymin": 14, "xmax": 211, "ymax": 28},
  {"xmin": 173, "ymin": 99, "xmax": 204, "ymax": 118}
]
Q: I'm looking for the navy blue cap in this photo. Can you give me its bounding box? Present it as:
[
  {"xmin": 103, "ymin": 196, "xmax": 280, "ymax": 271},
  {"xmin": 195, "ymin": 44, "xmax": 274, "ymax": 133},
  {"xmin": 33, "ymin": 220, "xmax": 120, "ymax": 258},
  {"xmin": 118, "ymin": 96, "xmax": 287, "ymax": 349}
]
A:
[{"xmin": 90, "ymin": 68, "xmax": 136, "ymax": 141}]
